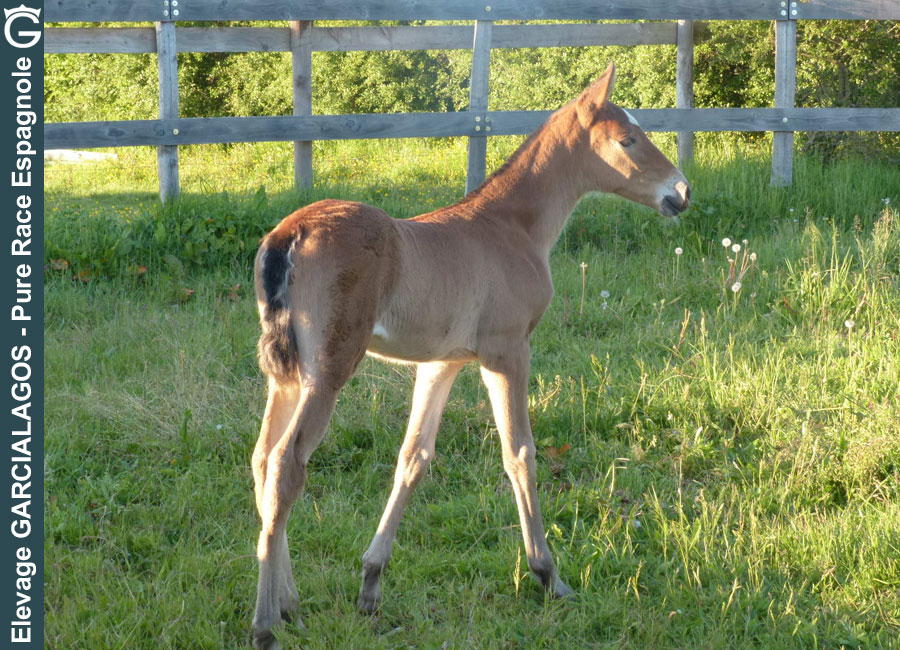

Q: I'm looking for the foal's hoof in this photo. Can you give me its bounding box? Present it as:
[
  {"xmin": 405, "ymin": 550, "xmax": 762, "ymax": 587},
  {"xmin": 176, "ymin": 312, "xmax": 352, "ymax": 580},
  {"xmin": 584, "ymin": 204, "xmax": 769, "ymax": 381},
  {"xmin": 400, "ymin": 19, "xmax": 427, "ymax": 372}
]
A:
[
  {"xmin": 280, "ymin": 607, "xmax": 305, "ymax": 627},
  {"xmin": 279, "ymin": 595, "xmax": 302, "ymax": 625},
  {"xmin": 357, "ymin": 583, "xmax": 382, "ymax": 614},
  {"xmin": 357, "ymin": 592, "xmax": 381, "ymax": 615},
  {"xmin": 252, "ymin": 627, "xmax": 281, "ymax": 650},
  {"xmin": 552, "ymin": 579, "xmax": 574, "ymax": 599},
  {"xmin": 358, "ymin": 566, "xmax": 383, "ymax": 614}
]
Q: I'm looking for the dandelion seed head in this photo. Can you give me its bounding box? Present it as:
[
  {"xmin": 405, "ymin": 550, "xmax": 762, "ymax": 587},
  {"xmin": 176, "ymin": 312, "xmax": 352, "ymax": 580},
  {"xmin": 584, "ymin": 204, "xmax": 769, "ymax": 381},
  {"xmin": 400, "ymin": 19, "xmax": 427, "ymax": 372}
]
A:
[
  {"xmin": 750, "ymin": 252, "xmax": 757, "ymax": 262},
  {"xmin": 675, "ymin": 247, "xmax": 683, "ymax": 256},
  {"xmin": 731, "ymin": 243, "xmax": 741, "ymax": 253},
  {"xmin": 580, "ymin": 261, "xmax": 587, "ymax": 270},
  {"xmin": 216, "ymin": 424, "xmax": 223, "ymax": 430},
  {"xmin": 845, "ymin": 319, "xmax": 854, "ymax": 330},
  {"xmin": 600, "ymin": 290, "xmax": 610, "ymax": 299},
  {"xmin": 882, "ymin": 198, "xmax": 890, "ymax": 205},
  {"xmin": 721, "ymin": 238, "xmax": 732, "ymax": 247},
  {"xmin": 742, "ymin": 239, "xmax": 749, "ymax": 246},
  {"xmin": 731, "ymin": 282, "xmax": 742, "ymax": 293}
]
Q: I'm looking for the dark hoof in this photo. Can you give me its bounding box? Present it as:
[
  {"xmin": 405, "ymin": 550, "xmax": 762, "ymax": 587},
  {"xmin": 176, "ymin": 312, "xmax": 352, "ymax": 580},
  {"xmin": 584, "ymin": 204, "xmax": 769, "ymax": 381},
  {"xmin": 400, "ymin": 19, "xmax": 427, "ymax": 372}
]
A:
[
  {"xmin": 553, "ymin": 579, "xmax": 575, "ymax": 599},
  {"xmin": 280, "ymin": 609, "xmax": 306, "ymax": 629},
  {"xmin": 358, "ymin": 570, "xmax": 383, "ymax": 614},
  {"xmin": 357, "ymin": 593, "xmax": 380, "ymax": 615},
  {"xmin": 252, "ymin": 628, "xmax": 279, "ymax": 650}
]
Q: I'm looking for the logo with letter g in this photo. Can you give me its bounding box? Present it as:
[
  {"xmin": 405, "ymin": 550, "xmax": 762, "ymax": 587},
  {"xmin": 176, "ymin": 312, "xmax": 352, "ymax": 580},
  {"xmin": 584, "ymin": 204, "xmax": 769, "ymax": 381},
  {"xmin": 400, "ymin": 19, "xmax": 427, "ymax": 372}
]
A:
[{"xmin": 4, "ymin": 5, "xmax": 42, "ymax": 49}]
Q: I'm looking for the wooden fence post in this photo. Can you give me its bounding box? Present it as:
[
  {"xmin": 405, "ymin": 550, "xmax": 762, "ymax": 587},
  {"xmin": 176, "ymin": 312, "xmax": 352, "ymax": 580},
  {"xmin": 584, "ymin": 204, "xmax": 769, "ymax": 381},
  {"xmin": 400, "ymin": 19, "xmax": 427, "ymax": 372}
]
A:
[
  {"xmin": 465, "ymin": 19, "xmax": 493, "ymax": 195},
  {"xmin": 676, "ymin": 19, "xmax": 694, "ymax": 168},
  {"xmin": 156, "ymin": 20, "xmax": 179, "ymax": 201},
  {"xmin": 771, "ymin": 19, "xmax": 797, "ymax": 187},
  {"xmin": 291, "ymin": 20, "xmax": 313, "ymax": 190}
]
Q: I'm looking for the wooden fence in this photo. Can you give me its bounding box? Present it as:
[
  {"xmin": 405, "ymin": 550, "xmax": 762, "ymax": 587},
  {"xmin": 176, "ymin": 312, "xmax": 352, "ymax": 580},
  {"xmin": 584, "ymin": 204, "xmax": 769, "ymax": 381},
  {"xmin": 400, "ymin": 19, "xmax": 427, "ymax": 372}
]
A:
[{"xmin": 45, "ymin": 1, "xmax": 900, "ymax": 200}]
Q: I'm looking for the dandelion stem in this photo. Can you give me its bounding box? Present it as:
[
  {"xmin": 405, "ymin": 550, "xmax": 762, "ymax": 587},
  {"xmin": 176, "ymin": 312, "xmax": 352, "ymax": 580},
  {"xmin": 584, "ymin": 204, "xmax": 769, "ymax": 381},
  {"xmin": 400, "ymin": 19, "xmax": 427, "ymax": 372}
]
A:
[{"xmin": 579, "ymin": 262, "xmax": 588, "ymax": 318}]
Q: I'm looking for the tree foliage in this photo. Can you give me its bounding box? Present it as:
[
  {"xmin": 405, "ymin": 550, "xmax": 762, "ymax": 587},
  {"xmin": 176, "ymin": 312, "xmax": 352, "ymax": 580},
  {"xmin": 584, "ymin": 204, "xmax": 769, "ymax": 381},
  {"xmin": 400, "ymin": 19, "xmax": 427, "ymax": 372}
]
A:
[{"xmin": 45, "ymin": 20, "xmax": 899, "ymax": 158}]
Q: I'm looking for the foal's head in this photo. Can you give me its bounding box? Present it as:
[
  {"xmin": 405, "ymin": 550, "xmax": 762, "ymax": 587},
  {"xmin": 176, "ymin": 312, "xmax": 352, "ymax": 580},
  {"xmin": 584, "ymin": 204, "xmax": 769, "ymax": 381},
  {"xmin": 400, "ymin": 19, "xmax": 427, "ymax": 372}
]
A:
[{"xmin": 575, "ymin": 62, "xmax": 690, "ymax": 217}]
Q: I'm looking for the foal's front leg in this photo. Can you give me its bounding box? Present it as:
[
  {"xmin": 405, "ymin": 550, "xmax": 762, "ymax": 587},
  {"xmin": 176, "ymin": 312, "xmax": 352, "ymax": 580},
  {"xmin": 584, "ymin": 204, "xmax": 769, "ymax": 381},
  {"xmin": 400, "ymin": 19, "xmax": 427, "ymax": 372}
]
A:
[
  {"xmin": 480, "ymin": 344, "xmax": 573, "ymax": 598},
  {"xmin": 358, "ymin": 360, "xmax": 464, "ymax": 612}
]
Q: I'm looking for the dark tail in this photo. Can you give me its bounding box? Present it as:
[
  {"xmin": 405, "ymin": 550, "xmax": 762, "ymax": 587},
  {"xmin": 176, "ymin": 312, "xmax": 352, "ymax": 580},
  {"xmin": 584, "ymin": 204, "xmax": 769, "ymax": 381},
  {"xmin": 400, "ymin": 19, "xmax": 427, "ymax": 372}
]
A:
[{"xmin": 256, "ymin": 234, "xmax": 299, "ymax": 381}]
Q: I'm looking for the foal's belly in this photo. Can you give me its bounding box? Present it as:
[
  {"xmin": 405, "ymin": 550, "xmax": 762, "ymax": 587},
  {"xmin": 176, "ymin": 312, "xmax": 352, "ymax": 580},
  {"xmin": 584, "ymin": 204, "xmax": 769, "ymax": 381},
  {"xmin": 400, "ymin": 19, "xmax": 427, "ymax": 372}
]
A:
[{"xmin": 365, "ymin": 320, "xmax": 477, "ymax": 364}]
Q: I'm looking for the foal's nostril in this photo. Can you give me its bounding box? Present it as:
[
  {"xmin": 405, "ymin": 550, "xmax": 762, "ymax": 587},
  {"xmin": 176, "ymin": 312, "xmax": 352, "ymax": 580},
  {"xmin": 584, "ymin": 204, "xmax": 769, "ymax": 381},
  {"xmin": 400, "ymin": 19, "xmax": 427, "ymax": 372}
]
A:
[
  {"xmin": 661, "ymin": 178, "xmax": 691, "ymax": 216},
  {"xmin": 662, "ymin": 195, "xmax": 685, "ymax": 216}
]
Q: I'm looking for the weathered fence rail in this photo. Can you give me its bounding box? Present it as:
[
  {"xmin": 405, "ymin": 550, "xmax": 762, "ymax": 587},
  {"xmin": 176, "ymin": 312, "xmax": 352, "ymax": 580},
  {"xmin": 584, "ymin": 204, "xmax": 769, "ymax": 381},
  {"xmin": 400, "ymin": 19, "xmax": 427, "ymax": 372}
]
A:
[
  {"xmin": 45, "ymin": 0, "xmax": 900, "ymax": 200},
  {"xmin": 45, "ymin": 23, "xmax": 681, "ymax": 53},
  {"xmin": 43, "ymin": 0, "xmax": 900, "ymax": 22},
  {"xmin": 45, "ymin": 108, "xmax": 900, "ymax": 148}
]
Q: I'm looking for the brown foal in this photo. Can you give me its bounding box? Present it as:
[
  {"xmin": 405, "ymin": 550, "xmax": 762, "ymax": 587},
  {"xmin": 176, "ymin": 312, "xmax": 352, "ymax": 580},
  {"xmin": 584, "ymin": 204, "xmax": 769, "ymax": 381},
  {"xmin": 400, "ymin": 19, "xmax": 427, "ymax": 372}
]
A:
[{"xmin": 250, "ymin": 62, "xmax": 690, "ymax": 648}]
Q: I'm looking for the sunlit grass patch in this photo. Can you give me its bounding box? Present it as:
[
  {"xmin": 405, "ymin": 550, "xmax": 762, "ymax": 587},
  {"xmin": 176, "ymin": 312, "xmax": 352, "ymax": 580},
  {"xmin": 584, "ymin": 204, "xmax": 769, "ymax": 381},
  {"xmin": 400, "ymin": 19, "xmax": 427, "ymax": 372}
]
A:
[{"xmin": 45, "ymin": 139, "xmax": 900, "ymax": 648}]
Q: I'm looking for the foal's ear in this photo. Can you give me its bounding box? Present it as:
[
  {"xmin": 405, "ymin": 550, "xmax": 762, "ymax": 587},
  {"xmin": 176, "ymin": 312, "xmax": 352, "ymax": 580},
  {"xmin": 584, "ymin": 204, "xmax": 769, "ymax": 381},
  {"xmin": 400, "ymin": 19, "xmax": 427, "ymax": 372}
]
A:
[{"xmin": 576, "ymin": 61, "xmax": 616, "ymax": 126}]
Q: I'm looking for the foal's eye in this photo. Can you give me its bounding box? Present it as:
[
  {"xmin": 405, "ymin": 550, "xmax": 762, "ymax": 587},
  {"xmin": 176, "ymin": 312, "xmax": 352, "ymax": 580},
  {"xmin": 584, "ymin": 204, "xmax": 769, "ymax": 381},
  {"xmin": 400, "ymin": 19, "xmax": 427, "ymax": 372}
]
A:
[{"xmin": 620, "ymin": 137, "xmax": 636, "ymax": 148}]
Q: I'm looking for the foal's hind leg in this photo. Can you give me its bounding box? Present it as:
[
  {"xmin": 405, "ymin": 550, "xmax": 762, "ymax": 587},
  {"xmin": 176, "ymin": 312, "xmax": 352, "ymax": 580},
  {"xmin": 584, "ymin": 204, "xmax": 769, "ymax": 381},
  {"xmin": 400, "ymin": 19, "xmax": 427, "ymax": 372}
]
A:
[
  {"xmin": 253, "ymin": 378, "xmax": 300, "ymax": 516},
  {"xmin": 252, "ymin": 319, "xmax": 373, "ymax": 648},
  {"xmin": 252, "ymin": 378, "xmax": 301, "ymax": 623},
  {"xmin": 252, "ymin": 381, "xmax": 341, "ymax": 650}
]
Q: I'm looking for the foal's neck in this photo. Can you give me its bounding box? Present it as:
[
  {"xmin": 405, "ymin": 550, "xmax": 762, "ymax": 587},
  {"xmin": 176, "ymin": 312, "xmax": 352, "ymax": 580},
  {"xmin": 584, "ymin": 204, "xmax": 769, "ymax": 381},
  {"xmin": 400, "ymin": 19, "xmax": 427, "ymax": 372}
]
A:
[{"xmin": 461, "ymin": 105, "xmax": 592, "ymax": 255}]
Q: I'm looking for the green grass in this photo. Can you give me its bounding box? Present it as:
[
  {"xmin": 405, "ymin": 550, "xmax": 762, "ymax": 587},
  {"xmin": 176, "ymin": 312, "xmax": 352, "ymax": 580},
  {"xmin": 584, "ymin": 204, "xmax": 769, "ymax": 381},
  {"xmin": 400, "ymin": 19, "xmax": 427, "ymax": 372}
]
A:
[{"xmin": 45, "ymin": 137, "xmax": 900, "ymax": 649}]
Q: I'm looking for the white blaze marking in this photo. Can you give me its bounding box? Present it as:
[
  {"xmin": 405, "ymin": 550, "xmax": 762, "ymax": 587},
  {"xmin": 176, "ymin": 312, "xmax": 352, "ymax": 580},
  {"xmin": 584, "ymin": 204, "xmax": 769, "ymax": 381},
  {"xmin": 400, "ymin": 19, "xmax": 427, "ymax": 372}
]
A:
[
  {"xmin": 623, "ymin": 109, "xmax": 640, "ymax": 128},
  {"xmin": 373, "ymin": 322, "xmax": 389, "ymax": 339}
]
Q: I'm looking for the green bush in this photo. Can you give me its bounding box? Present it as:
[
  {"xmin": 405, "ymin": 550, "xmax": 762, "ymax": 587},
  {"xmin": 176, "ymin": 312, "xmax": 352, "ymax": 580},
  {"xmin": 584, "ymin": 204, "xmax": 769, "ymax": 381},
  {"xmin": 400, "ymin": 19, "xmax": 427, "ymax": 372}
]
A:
[
  {"xmin": 43, "ymin": 19, "xmax": 900, "ymax": 164},
  {"xmin": 44, "ymin": 50, "xmax": 159, "ymax": 121},
  {"xmin": 46, "ymin": 20, "xmax": 899, "ymax": 123},
  {"xmin": 313, "ymin": 48, "xmax": 470, "ymax": 114}
]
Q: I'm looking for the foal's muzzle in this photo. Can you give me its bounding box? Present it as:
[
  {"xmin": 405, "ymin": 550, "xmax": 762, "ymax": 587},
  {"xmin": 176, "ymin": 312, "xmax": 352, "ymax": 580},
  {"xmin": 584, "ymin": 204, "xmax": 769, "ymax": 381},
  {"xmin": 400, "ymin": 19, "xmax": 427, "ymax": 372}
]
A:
[{"xmin": 660, "ymin": 180, "xmax": 691, "ymax": 217}]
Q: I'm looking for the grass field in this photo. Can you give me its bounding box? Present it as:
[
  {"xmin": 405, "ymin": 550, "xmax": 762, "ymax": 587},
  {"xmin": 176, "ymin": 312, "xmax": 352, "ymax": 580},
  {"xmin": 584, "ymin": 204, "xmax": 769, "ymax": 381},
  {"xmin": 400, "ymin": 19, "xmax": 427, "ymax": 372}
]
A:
[{"xmin": 45, "ymin": 136, "xmax": 900, "ymax": 649}]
